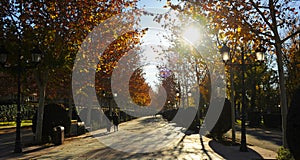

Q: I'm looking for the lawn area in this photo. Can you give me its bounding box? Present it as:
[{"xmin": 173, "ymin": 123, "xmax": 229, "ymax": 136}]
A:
[
  {"xmin": 0, "ymin": 120, "xmax": 32, "ymax": 129},
  {"xmin": 236, "ymin": 119, "xmax": 241, "ymax": 125}
]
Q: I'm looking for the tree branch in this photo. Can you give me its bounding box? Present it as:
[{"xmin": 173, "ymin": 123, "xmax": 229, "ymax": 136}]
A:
[
  {"xmin": 281, "ymin": 29, "xmax": 300, "ymax": 44},
  {"xmin": 240, "ymin": 15, "xmax": 275, "ymax": 45},
  {"xmin": 249, "ymin": 0, "xmax": 274, "ymax": 33}
]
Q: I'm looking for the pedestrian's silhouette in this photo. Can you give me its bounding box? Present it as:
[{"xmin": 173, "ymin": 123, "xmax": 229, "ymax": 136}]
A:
[{"xmin": 112, "ymin": 112, "xmax": 119, "ymax": 131}]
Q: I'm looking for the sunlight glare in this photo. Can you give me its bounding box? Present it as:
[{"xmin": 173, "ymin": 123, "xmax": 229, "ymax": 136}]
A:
[{"xmin": 182, "ymin": 25, "xmax": 202, "ymax": 45}]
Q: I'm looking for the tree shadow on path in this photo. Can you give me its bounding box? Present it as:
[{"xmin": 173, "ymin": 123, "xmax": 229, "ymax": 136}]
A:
[
  {"xmin": 209, "ymin": 140, "xmax": 264, "ymax": 160},
  {"xmin": 200, "ymin": 135, "xmax": 213, "ymax": 160}
]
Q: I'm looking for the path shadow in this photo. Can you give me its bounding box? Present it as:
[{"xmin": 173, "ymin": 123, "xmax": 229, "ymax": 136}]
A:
[
  {"xmin": 199, "ymin": 135, "xmax": 213, "ymax": 160},
  {"xmin": 0, "ymin": 144, "xmax": 54, "ymax": 160},
  {"xmin": 243, "ymin": 126, "xmax": 282, "ymax": 146},
  {"xmin": 209, "ymin": 140, "xmax": 264, "ymax": 160},
  {"xmin": 90, "ymin": 131, "xmax": 112, "ymax": 138}
]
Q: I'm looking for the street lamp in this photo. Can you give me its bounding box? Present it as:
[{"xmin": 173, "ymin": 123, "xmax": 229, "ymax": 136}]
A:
[
  {"xmin": 31, "ymin": 46, "xmax": 43, "ymax": 63},
  {"xmin": 220, "ymin": 43, "xmax": 236, "ymax": 144},
  {"xmin": 220, "ymin": 44, "xmax": 230, "ymax": 62},
  {"xmin": 255, "ymin": 44, "xmax": 266, "ymax": 62},
  {"xmin": 175, "ymin": 92, "xmax": 180, "ymax": 108},
  {"xmin": 113, "ymin": 93, "xmax": 118, "ymax": 98},
  {"xmin": 187, "ymin": 92, "xmax": 192, "ymax": 108},
  {"xmin": 220, "ymin": 43, "xmax": 265, "ymax": 152},
  {"xmin": 0, "ymin": 45, "xmax": 42, "ymax": 153},
  {"xmin": 113, "ymin": 93, "xmax": 118, "ymax": 112}
]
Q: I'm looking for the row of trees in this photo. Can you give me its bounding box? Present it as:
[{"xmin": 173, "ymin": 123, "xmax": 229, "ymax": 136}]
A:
[
  {"xmin": 1, "ymin": 0, "xmax": 140, "ymax": 143},
  {"xmin": 1, "ymin": 0, "xmax": 299, "ymax": 149},
  {"xmin": 160, "ymin": 0, "xmax": 300, "ymax": 148}
]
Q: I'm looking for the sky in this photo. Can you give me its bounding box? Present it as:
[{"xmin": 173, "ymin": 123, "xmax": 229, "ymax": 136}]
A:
[
  {"xmin": 130, "ymin": 0, "xmax": 204, "ymax": 90},
  {"xmin": 132, "ymin": 0, "xmax": 300, "ymax": 89},
  {"xmin": 136, "ymin": 0, "xmax": 181, "ymax": 9},
  {"xmin": 132, "ymin": 0, "xmax": 180, "ymax": 88}
]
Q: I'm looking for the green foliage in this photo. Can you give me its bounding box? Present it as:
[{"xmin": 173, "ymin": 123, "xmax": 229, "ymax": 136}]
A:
[
  {"xmin": 0, "ymin": 104, "xmax": 36, "ymax": 122},
  {"xmin": 277, "ymin": 147, "xmax": 295, "ymax": 160},
  {"xmin": 0, "ymin": 120, "xmax": 32, "ymax": 129}
]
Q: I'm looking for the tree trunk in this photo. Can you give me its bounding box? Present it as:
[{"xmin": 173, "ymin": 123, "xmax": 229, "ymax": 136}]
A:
[
  {"xmin": 276, "ymin": 44, "xmax": 288, "ymax": 148},
  {"xmin": 250, "ymin": 76, "xmax": 256, "ymax": 112},
  {"xmin": 230, "ymin": 67, "xmax": 236, "ymax": 143},
  {"xmin": 34, "ymin": 69, "xmax": 48, "ymax": 144}
]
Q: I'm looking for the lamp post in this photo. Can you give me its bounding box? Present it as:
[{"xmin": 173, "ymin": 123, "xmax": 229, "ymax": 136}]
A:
[
  {"xmin": 0, "ymin": 45, "xmax": 42, "ymax": 153},
  {"xmin": 187, "ymin": 92, "xmax": 192, "ymax": 108},
  {"xmin": 220, "ymin": 44, "xmax": 236, "ymax": 144},
  {"xmin": 220, "ymin": 43, "xmax": 265, "ymax": 152},
  {"xmin": 113, "ymin": 93, "xmax": 117, "ymax": 112},
  {"xmin": 176, "ymin": 92, "xmax": 180, "ymax": 108}
]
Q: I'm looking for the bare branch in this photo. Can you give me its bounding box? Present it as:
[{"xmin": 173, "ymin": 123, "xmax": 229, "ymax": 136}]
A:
[
  {"xmin": 257, "ymin": 5, "xmax": 270, "ymax": 9},
  {"xmin": 249, "ymin": 0, "xmax": 274, "ymax": 33},
  {"xmin": 281, "ymin": 30, "xmax": 300, "ymax": 44}
]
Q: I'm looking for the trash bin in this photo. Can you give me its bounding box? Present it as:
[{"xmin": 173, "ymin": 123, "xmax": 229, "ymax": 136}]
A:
[
  {"xmin": 77, "ymin": 122, "xmax": 85, "ymax": 135},
  {"xmin": 52, "ymin": 126, "xmax": 64, "ymax": 145}
]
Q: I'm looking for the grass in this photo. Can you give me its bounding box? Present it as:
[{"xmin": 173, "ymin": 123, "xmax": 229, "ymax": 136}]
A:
[
  {"xmin": 0, "ymin": 120, "xmax": 32, "ymax": 129},
  {"xmin": 236, "ymin": 119, "xmax": 241, "ymax": 125}
]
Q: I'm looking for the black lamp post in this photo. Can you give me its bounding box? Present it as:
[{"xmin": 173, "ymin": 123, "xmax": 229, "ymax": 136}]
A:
[
  {"xmin": 113, "ymin": 93, "xmax": 117, "ymax": 112},
  {"xmin": 220, "ymin": 43, "xmax": 236, "ymax": 144},
  {"xmin": 176, "ymin": 92, "xmax": 180, "ymax": 108},
  {"xmin": 0, "ymin": 45, "xmax": 42, "ymax": 153},
  {"xmin": 220, "ymin": 43, "xmax": 265, "ymax": 152}
]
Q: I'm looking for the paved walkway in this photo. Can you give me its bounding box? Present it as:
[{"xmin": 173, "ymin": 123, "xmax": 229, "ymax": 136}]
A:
[
  {"xmin": 0, "ymin": 116, "xmax": 277, "ymax": 160},
  {"xmin": 225, "ymin": 126, "xmax": 282, "ymax": 152}
]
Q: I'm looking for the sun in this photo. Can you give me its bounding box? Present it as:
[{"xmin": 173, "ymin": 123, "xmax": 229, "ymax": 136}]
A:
[{"xmin": 182, "ymin": 25, "xmax": 202, "ymax": 45}]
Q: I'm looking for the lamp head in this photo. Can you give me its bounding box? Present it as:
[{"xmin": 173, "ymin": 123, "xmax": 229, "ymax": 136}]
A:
[
  {"xmin": 220, "ymin": 44, "xmax": 230, "ymax": 62},
  {"xmin": 31, "ymin": 46, "xmax": 43, "ymax": 63},
  {"xmin": 255, "ymin": 44, "xmax": 266, "ymax": 62}
]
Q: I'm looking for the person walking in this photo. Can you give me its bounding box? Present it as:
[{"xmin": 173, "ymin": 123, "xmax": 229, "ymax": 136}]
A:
[{"xmin": 112, "ymin": 112, "xmax": 119, "ymax": 132}]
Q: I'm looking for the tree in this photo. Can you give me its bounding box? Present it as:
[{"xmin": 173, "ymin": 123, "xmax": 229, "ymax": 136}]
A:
[
  {"xmin": 94, "ymin": 28, "xmax": 149, "ymax": 120},
  {"xmin": 286, "ymin": 41, "xmax": 300, "ymax": 103},
  {"xmin": 169, "ymin": 0, "xmax": 300, "ymax": 148},
  {"xmin": 287, "ymin": 87, "xmax": 300, "ymax": 159},
  {"xmin": 2, "ymin": 0, "xmax": 137, "ymax": 143},
  {"xmin": 129, "ymin": 68, "xmax": 151, "ymax": 106}
]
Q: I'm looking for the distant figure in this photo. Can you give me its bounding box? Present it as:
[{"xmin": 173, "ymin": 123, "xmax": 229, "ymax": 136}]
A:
[
  {"xmin": 112, "ymin": 112, "xmax": 119, "ymax": 131},
  {"xmin": 106, "ymin": 115, "xmax": 112, "ymax": 133}
]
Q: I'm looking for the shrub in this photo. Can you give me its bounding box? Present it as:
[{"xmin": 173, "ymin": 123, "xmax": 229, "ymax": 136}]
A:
[
  {"xmin": 32, "ymin": 103, "xmax": 71, "ymax": 143},
  {"xmin": 160, "ymin": 109, "xmax": 178, "ymax": 121},
  {"xmin": 248, "ymin": 111, "xmax": 261, "ymax": 127},
  {"xmin": 209, "ymin": 98, "xmax": 232, "ymax": 140},
  {"xmin": 287, "ymin": 87, "xmax": 300, "ymax": 160},
  {"xmin": 159, "ymin": 107, "xmax": 200, "ymax": 132},
  {"xmin": 263, "ymin": 113, "xmax": 282, "ymax": 128},
  {"xmin": 79, "ymin": 108, "xmax": 102, "ymax": 131},
  {"xmin": 277, "ymin": 147, "xmax": 295, "ymax": 160}
]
